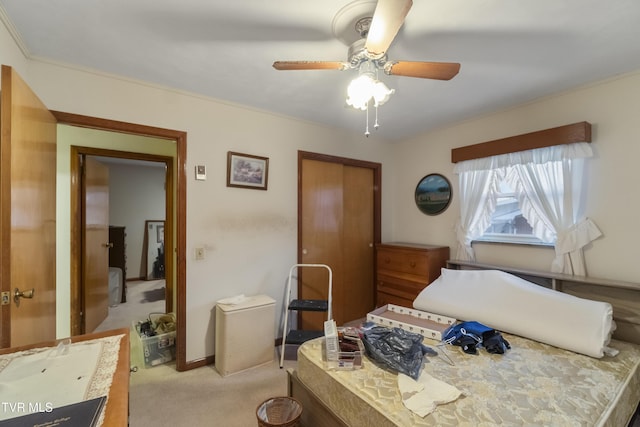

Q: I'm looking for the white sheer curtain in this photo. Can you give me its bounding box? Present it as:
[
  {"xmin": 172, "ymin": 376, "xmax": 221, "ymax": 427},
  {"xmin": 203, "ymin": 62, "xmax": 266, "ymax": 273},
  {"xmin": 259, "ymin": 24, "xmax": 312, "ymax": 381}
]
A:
[
  {"xmin": 453, "ymin": 157, "xmax": 501, "ymax": 261},
  {"xmin": 505, "ymin": 143, "xmax": 602, "ymax": 274},
  {"xmin": 454, "ymin": 142, "xmax": 601, "ymax": 274}
]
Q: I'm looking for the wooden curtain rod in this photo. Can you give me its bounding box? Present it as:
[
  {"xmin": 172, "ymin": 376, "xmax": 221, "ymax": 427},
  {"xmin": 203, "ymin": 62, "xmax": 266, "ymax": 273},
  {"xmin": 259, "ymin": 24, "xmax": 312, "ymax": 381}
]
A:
[{"xmin": 451, "ymin": 121, "xmax": 591, "ymax": 163}]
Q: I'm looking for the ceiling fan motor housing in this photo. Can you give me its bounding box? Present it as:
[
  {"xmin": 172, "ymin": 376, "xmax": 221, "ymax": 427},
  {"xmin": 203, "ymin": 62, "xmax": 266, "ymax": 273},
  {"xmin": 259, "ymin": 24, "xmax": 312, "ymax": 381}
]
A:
[{"xmin": 349, "ymin": 39, "xmax": 388, "ymax": 69}]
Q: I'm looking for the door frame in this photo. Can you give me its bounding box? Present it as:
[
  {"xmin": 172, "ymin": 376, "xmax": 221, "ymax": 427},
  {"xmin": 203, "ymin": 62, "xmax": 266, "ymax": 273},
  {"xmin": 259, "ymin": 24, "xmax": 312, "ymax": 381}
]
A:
[
  {"xmin": 53, "ymin": 111, "xmax": 191, "ymax": 372},
  {"xmin": 297, "ymin": 150, "xmax": 382, "ymax": 304},
  {"xmin": 73, "ymin": 148, "xmax": 174, "ymax": 333}
]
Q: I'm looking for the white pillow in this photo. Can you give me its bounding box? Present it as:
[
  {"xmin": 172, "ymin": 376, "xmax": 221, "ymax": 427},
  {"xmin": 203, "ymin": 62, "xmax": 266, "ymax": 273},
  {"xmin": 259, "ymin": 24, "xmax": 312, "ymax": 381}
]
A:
[{"xmin": 413, "ymin": 268, "xmax": 614, "ymax": 358}]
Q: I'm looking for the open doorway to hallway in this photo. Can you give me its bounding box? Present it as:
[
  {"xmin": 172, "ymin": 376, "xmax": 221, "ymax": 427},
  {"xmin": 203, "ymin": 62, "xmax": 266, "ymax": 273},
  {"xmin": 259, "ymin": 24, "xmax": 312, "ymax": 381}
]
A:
[
  {"xmin": 54, "ymin": 110, "xmax": 189, "ymax": 371},
  {"xmin": 90, "ymin": 155, "xmax": 168, "ymax": 332}
]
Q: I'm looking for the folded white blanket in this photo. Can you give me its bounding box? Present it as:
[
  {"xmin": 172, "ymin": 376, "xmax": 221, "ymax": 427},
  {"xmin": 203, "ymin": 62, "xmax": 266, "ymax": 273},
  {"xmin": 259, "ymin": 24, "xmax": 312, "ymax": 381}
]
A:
[{"xmin": 398, "ymin": 371, "xmax": 462, "ymax": 417}]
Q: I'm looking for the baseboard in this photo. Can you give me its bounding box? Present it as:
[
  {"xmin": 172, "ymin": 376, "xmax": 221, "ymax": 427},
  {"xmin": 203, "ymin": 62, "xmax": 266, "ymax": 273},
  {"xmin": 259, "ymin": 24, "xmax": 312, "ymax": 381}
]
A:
[{"xmin": 179, "ymin": 354, "xmax": 215, "ymax": 371}]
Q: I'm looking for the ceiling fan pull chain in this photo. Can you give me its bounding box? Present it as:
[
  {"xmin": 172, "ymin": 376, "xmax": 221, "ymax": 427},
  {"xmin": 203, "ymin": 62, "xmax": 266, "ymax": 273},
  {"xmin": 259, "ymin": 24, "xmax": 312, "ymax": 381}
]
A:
[
  {"xmin": 365, "ymin": 102, "xmax": 371, "ymax": 137},
  {"xmin": 374, "ymin": 104, "xmax": 380, "ymax": 130}
]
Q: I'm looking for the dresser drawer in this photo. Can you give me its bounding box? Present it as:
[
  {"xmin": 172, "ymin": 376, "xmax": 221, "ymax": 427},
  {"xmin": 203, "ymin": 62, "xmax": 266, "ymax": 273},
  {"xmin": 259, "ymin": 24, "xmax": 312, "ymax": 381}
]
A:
[
  {"xmin": 377, "ymin": 274, "xmax": 427, "ymax": 302},
  {"xmin": 377, "ymin": 248, "xmax": 429, "ymax": 277}
]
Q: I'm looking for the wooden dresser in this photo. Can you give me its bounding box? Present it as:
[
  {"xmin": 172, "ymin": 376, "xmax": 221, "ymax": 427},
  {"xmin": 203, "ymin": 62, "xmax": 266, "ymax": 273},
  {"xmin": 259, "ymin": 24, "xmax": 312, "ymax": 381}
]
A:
[
  {"xmin": 108, "ymin": 226, "xmax": 127, "ymax": 303},
  {"xmin": 375, "ymin": 242, "xmax": 449, "ymax": 308}
]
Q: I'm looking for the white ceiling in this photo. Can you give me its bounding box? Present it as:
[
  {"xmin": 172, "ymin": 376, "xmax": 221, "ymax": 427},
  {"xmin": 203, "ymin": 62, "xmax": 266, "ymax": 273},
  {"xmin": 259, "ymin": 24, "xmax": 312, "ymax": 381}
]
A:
[{"xmin": 2, "ymin": 0, "xmax": 640, "ymax": 141}]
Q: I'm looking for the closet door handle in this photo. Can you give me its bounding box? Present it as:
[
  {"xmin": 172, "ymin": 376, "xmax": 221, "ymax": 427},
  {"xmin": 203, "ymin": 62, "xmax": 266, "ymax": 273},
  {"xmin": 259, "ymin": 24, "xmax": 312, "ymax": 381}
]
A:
[{"xmin": 103, "ymin": 242, "xmax": 114, "ymax": 248}]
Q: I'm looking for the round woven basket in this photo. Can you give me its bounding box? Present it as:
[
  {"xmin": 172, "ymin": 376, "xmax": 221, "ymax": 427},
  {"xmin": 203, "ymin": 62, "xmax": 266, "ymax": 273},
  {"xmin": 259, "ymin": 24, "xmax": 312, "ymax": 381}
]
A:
[{"xmin": 256, "ymin": 396, "xmax": 302, "ymax": 427}]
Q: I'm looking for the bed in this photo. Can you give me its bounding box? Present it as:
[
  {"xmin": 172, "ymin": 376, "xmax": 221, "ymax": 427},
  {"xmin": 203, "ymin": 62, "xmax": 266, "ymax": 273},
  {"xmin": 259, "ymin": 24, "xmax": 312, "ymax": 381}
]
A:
[{"xmin": 287, "ymin": 262, "xmax": 640, "ymax": 427}]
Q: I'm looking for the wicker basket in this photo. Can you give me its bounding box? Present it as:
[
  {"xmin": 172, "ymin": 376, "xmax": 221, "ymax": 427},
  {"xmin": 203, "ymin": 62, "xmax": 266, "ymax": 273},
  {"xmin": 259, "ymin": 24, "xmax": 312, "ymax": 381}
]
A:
[{"xmin": 256, "ymin": 396, "xmax": 302, "ymax": 427}]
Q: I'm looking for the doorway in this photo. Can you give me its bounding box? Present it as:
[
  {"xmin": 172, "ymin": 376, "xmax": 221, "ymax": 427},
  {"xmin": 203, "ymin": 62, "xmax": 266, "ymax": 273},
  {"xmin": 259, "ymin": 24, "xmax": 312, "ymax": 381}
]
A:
[
  {"xmin": 84, "ymin": 154, "xmax": 170, "ymax": 334},
  {"xmin": 54, "ymin": 111, "xmax": 190, "ymax": 372}
]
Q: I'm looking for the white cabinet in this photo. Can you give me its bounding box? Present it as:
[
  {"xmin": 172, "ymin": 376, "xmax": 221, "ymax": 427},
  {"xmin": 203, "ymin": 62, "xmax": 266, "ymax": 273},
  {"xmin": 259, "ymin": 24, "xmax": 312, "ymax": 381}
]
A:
[{"xmin": 215, "ymin": 295, "xmax": 275, "ymax": 376}]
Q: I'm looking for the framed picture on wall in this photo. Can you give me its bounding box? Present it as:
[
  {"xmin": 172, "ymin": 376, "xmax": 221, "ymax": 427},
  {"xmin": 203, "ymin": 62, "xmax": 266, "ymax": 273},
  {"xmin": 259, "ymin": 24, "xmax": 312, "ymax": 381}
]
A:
[
  {"xmin": 226, "ymin": 151, "xmax": 269, "ymax": 190},
  {"xmin": 415, "ymin": 173, "xmax": 452, "ymax": 216}
]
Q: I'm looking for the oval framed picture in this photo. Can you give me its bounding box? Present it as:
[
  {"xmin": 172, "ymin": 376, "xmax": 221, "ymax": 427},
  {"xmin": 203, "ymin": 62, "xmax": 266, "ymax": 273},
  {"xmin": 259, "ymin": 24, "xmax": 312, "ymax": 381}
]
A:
[{"xmin": 414, "ymin": 173, "xmax": 452, "ymax": 216}]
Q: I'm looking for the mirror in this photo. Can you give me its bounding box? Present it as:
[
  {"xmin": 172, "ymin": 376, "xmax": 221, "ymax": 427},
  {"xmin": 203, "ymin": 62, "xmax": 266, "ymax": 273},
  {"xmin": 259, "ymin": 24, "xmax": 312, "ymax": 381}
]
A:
[
  {"xmin": 144, "ymin": 220, "xmax": 165, "ymax": 280},
  {"xmin": 415, "ymin": 174, "xmax": 452, "ymax": 216}
]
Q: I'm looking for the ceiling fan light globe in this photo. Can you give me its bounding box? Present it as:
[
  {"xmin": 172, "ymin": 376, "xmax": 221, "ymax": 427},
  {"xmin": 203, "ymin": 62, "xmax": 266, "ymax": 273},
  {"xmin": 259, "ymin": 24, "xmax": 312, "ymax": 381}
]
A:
[
  {"xmin": 346, "ymin": 74, "xmax": 377, "ymax": 110},
  {"xmin": 372, "ymin": 81, "xmax": 394, "ymax": 107}
]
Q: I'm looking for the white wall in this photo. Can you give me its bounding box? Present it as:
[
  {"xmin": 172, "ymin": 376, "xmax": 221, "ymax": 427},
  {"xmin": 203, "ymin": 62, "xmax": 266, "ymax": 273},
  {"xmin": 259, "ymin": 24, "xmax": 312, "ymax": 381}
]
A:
[
  {"xmin": 107, "ymin": 162, "xmax": 166, "ymax": 279},
  {"xmin": 391, "ymin": 71, "xmax": 640, "ymax": 283}
]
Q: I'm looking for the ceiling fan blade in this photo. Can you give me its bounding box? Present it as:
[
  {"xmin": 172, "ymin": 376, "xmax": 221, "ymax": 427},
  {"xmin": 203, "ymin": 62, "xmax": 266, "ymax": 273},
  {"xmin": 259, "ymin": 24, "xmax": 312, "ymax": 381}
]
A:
[
  {"xmin": 385, "ymin": 61, "xmax": 461, "ymax": 80},
  {"xmin": 365, "ymin": 0, "xmax": 413, "ymax": 58},
  {"xmin": 273, "ymin": 61, "xmax": 349, "ymax": 71}
]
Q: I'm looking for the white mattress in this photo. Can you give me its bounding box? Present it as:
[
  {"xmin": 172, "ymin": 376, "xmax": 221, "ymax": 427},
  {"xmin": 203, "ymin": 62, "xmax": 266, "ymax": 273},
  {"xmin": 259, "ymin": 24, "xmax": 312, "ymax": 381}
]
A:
[
  {"xmin": 296, "ymin": 335, "xmax": 640, "ymax": 426},
  {"xmin": 413, "ymin": 268, "xmax": 614, "ymax": 358}
]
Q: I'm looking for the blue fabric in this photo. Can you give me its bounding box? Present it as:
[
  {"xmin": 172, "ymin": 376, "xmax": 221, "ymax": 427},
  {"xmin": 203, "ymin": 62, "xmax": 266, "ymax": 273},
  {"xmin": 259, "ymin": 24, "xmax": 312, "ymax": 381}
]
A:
[
  {"xmin": 443, "ymin": 321, "xmax": 510, "ymax": 355},
  {"xmin": 444, "ymin": 321, "xmax": 493, "ymax": 342}
]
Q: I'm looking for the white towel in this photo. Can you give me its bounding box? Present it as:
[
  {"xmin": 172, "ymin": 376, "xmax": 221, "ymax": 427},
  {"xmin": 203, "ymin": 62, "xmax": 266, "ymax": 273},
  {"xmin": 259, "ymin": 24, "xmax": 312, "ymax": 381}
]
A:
[
  {"xmin": 398, "ymin": 371, "xmax": 462, "ymax": 417},
  {"xmin": 216, "ymin": 294, "xmax": 247, "ymax": 305}
]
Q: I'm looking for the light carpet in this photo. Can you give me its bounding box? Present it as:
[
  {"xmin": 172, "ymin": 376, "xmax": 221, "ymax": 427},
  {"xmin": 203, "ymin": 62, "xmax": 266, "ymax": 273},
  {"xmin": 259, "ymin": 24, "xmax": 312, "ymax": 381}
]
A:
[
  {"xmin": 129, "ymin": 355, "xmax": 296, "ymax": 427},
  {"xmin": 96, "ymin": 280, "xmax": 297, "ymax": 426},
  {"xmin": 94, "ymin": 279, "xmax": 166, "ymax": 333}
]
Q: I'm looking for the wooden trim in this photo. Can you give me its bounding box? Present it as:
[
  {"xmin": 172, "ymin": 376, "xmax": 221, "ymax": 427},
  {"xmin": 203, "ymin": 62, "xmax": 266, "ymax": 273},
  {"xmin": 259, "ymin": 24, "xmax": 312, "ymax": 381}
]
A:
[
  {"xmin": 446, "ymin": 259, "xmax": 640, "ymax": 292},
  {"xmin": 451, "ymin": 121, "xmax": 591, "ymax": 163},
  {"xmin": 181, "ymin": 354, "xmax": 216, "ymax": 371},
  {"xmin": 51, "ymin": 111, "xmax": 190, "ymax": 371},
  {"xmin": 0, "ymin": 66, "xmax": 14, "ymax": 348},
  {"xmin": 69, "ymin": 146, "xmax": 82, "ymax": 336},
  {"xmin": 51, "ymin": 111, "xmax": 185, "ymax": 140}
]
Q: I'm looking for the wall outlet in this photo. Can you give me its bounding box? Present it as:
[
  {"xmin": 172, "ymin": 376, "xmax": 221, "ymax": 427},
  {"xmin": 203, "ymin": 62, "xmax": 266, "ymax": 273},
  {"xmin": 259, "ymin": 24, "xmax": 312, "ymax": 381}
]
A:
[{"xmin": 195, "ymin": 247, "xmax": 205, "ymax": 260}]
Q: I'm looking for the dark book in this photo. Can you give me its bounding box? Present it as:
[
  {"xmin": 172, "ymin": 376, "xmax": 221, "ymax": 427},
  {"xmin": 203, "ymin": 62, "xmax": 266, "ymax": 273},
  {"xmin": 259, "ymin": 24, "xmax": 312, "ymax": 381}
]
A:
[{"xmin": 0, "ymin": 396, "xmax": 106, "ymax": 427}]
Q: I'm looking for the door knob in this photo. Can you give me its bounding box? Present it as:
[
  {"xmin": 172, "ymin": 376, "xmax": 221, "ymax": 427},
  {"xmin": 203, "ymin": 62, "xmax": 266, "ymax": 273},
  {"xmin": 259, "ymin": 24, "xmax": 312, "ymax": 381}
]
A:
[
  {"xmin": 302, "ymin": 249, "xmax": 308, "ymax": 255},
  {"xmin": 14, "ymin": 288, "xmax": 34, "ymax": 305},
  {"xmin": 102, "ymin": 242, "xmax": 114, "ymax": 248}
]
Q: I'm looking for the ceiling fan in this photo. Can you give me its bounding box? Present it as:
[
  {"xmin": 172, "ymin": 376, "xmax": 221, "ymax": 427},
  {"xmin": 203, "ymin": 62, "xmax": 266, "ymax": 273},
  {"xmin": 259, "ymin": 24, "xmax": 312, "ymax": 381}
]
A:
[{"xmin": 273, "ymin": 0, "xmax": 460, "ymax": 89}]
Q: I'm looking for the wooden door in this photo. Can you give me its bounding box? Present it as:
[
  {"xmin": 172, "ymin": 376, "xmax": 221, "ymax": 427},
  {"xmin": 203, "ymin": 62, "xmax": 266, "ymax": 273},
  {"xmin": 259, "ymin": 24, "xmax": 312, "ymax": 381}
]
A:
[
  {"xmin": 341, "ymin": 165, "xmax": 375, "ymax": 322},
  {"xmin": 0, "ymin": 65, "xmax": 57, "ymax": 347},
  {"xmin": 82, "ymin": 157, "xmax": 110, "ymax": 333},
  {"xmin": 300, "ymin": 159, "xmax": 343, "ymax": 330},
  {"xmin": 299, "ymin": 153, "xmax": 379, "ymax": 329}
]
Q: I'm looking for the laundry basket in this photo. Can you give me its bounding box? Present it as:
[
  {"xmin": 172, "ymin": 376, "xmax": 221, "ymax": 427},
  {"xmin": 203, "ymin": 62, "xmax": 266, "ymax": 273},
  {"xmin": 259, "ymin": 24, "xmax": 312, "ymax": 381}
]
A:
[{"xmin": 256, "ymin": 397, "xmax": 302, "ymax": 427}]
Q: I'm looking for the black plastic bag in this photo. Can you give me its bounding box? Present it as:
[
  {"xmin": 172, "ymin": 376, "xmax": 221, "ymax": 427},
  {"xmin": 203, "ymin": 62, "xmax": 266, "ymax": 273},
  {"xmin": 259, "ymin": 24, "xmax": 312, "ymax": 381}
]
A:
[
  {"xmin": 361, "ymin": 326, "xmax": 426, "ymax": 380},
  {"xmin": 483, "ymin": 329, "xmax": 511, "ymax": 354}
]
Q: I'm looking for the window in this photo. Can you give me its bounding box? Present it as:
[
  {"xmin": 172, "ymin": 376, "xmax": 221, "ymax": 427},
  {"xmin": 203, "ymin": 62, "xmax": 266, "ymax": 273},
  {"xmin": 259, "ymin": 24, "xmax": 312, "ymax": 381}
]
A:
[
  {"xmin": 475, "ymin": 180, "xmax": 548, "ymax": 245},
  {"xmin": 453, "ymin": 139, "xmax": 601, "ymax": 274}
]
